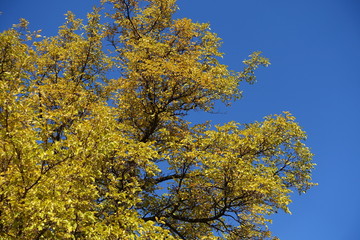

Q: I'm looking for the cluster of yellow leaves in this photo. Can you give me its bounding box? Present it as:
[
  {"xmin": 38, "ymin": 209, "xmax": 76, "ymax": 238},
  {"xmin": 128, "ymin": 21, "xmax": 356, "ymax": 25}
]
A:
[
  {"xmin": 0, "ymin": 8, "xmax": 172, "ymax": 240},
  {"xmin": 146, "ymin": 113, "xmax": 315, "ymax": 239},
  {"xmin": 0, "ymin": 0, "xmax": 315, "ymax": 239}
]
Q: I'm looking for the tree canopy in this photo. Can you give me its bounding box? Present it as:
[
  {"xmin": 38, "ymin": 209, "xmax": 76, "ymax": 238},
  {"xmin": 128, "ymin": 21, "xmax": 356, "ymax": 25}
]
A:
[{"xmin": 0, "ymin": 0, "xmax": 316, "ymax": 239}]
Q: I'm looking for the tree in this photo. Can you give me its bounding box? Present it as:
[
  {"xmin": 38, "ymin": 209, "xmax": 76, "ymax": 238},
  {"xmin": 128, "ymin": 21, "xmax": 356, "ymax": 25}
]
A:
[{"xmin": 0, "ymin": 0, "xmax": 316, "ymax": 239}]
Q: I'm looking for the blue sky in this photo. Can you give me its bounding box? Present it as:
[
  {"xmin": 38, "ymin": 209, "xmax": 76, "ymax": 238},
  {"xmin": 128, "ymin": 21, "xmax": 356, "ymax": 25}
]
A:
[{"xmin": 1, "ymin": 0, "xmax": 359, "ymax": 239}]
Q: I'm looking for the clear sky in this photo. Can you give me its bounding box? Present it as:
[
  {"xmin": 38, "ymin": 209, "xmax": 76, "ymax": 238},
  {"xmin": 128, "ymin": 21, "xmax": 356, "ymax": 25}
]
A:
[{"xmin": 1, "ymin": 0, "xmax": 359, "ymax": 239}]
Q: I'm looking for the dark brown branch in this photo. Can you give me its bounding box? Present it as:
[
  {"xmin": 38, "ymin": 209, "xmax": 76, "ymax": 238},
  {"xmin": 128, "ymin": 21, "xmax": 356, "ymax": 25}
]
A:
[
  {"xmin": 168, "ymin": 206, "xmax": 227, "ymax": 223},
  {"xmin": 164, "ymin": 221, "xmax": 185, "ymax": 239},
  {"xmin": 153, "ymin": 173, "xmax": 187, "ymax": 184},
  {"xmin": 123, "ymin": 0, "xmax": 142, "ymax": 39}
]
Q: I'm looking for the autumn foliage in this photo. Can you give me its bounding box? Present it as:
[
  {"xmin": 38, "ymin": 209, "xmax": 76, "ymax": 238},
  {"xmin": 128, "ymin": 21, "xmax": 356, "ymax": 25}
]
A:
[{"xmin": 0, "ymin": 0, "xmax": 316, "ymax": 239}]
